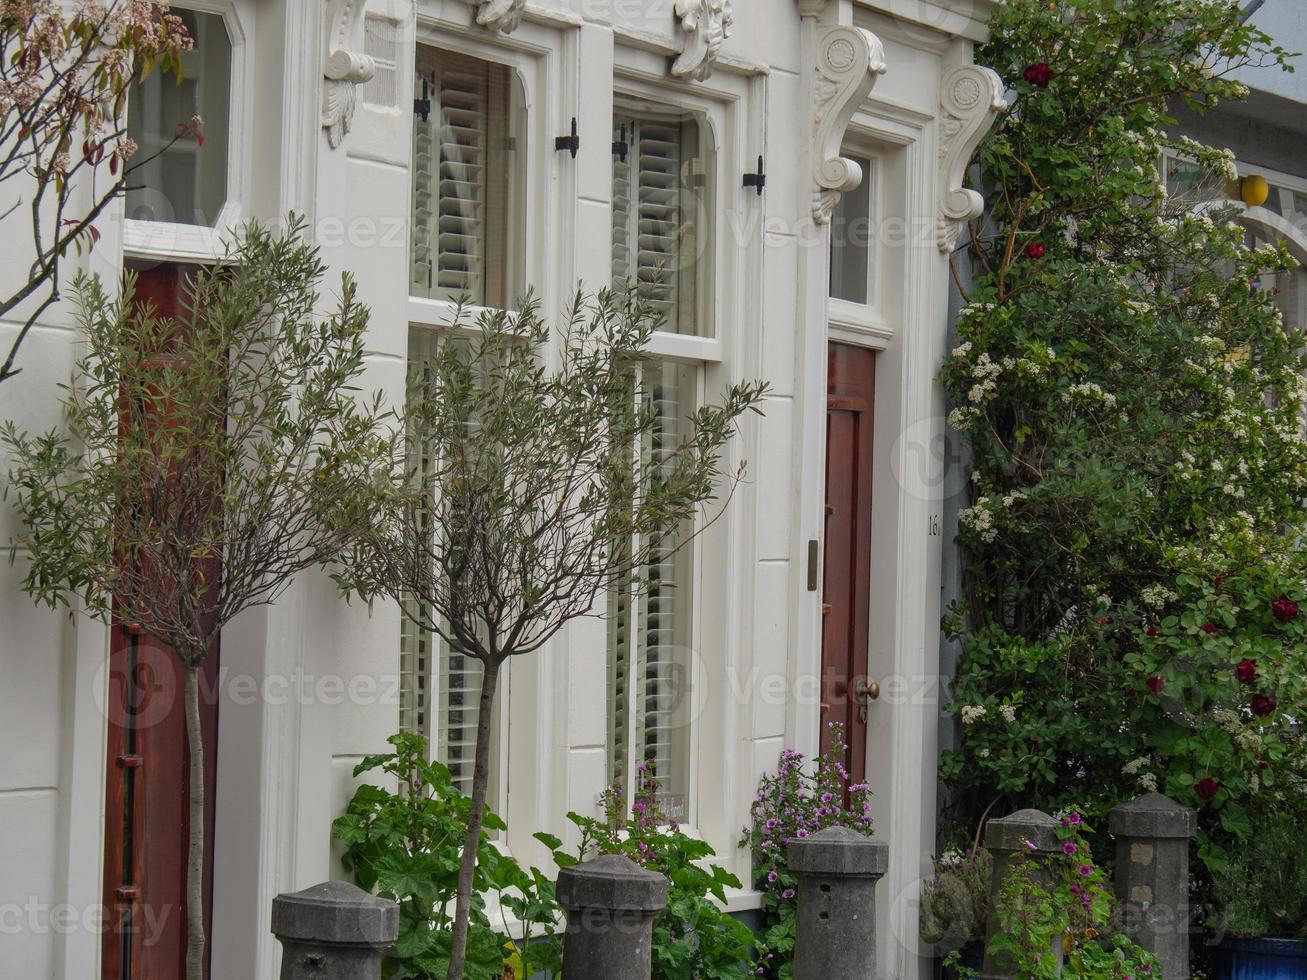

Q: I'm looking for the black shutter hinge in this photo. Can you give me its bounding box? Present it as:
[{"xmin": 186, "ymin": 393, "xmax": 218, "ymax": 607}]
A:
[
  {"xmin": 413, "ymin": 78, "xmax": 431, "ymax": 122},
  {"xmin": 612, "ymin": 123, "xmax": 629, "ymax": 163},
  {"xmin": 743, "ymin": 156, "xmax": 766, "ymax": 196},
  {"xmin": 556, "ymin": 117, "xmax": 579, "ymax": 159}
]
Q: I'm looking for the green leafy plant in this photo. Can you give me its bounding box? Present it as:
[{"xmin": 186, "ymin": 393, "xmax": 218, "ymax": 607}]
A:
[
  {"xmin": 336, "ymin": 288, "xmax": 766, "ymax": 979},
  {"xmin": 333, "ymin": 732, "xmax": 563, "ymax": 979},
  {"xmin": 571, "ymin": 766, "xmax": 757, "ymax": 980},
  {"xmin": 947, "ymin": 811, "xmax": 1157, "ymax": 979},
  {"xmin": 1209, "ymin": 807, "xmax": 1307, "ymax": 940},
  {"xmin": 739, "ymin": 724, "xmax": 874, "ymax": 979},
  {"xmin": 940, "ymin": 0, "xmax": 1306, "ymax": 871},
  {"xmin": 2, "ymin": 218, "xmax": 396, "ymax": 980}
]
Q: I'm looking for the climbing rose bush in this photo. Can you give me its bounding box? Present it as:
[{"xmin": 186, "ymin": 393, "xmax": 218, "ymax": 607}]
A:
[
  {"xmin": 741, "ymin": 725, "xmax": 874, "ymax": 978},
  {"xmin": 940, "ymin": 0, "xmax": 1305, "ymax": 874}
]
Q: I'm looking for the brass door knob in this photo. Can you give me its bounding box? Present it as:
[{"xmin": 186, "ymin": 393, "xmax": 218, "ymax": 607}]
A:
[{"xmin": 854, "ymin": 679, "xmax": 880, "ymax": 703}]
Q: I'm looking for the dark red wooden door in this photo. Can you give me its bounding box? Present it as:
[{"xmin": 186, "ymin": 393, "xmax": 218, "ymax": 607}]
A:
[
  {"xmin": 102, "ymin": 263, "xmax": 220, "ymax": 980},
  {"xmin": 820, "ymin": 343, "xmax": 876, "ymax": 782}
]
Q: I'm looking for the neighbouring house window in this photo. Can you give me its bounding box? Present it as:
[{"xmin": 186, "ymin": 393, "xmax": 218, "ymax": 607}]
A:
[
  {"xmin": 125, "ymin": 8, "xmax": 232, "ymax": 227},
  {"xmin": 607, "ymin": 359, "xmax": 699, "ymax": 823},
  {"xmin": 411, "ymin": 47, "xmax": 525, "ymax": 308},
  {"xmin": 829, "ymin": 154, "xmax": 874, "ymax": 305},
  {"xmin": 611, "ymin": 110, "xmax": 711, "ymax": 336},
  {"xmin": 400, "ymin": 331, "xmax": 493, "ymax": 798}
]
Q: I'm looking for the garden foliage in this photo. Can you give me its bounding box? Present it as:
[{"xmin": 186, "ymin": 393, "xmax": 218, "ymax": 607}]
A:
[{"xmin": 942, "ymin": 0, "xmax": 1305, "ymax": 872}]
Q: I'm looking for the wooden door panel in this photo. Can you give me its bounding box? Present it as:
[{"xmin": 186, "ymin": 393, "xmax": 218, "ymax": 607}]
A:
[
  {"xmin": 820, "ymin": 343, "xmax": 875, "ymax": 783},
  {"xmin": 102, "ymin": 263, "xmax": 220, "ymax": 980}
]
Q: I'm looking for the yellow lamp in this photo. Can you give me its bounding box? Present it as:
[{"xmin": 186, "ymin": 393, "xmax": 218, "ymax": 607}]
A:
[{"xmin": 1241, "ymin": 174, "xmax": 1270, "ymax": 207}]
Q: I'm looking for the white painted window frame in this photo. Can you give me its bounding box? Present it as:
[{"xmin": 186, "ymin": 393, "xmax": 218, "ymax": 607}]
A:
[{"xmin": 122, "ymin": 0, "xmax": 251, "ymax": 263}]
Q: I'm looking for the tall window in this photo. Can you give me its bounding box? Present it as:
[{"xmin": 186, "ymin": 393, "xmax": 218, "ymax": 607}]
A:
[
  {"xmin": 606, "ymin": 360, "xmax": 698, "ymax": 823},
  {"xmin": 125, "ymin": 8, "xmax": 232, "ymax": 226},
  {"xmin": 611, "ymin": 110, "xmax": 711, "ymax": 336},
  {"xmin": 829, "ymin": 154, "xmax": 875, "ymax": 305},
  {"xmin": 399, "ymin": 331, "xmax": 492, "ymax": 797},
  {"xmin": 411, "ymin": 47, "xmax": 525, "ymax": 308}
]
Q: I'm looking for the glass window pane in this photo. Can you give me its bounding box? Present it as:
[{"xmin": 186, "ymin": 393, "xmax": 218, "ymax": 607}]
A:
[
  {"xmin": 125, "ymin": 9, "xmax": 231, "ymax": 227},
  {"xmin": 607, "ymin": 359, "xmax": 697, "ymax": 823},
  {"xmin": 829, "ymin": 154, "xmax": 873, "ymax": 305},
  {"xmin": 611, "ymin": 110, "xmax": 710, "ymax": 336},
  {"xmin": 412, "ymin": 48, "xmax": 525, "ymax": 308}
]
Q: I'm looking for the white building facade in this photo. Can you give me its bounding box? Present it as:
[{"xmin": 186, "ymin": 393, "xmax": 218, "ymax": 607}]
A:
[{"xmin": 0, "ymin": 1, "xmax": 1003, "ymax": 977}]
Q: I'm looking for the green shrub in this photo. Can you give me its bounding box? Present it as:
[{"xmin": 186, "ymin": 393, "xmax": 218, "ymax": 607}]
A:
[
  {"xmin": 941, "ymin": 0, "xmax": 1306, "ymax": 872},
  {"xmin": 332, "ymin": 733, "xmax": 562, "ymax": 979},
  {"xmin": 1210, "ymin": 808, "xmax": 1307, "ymax": 940}
]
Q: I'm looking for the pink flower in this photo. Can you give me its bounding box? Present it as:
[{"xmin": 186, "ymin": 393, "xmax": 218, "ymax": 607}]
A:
[{"xmin": 1062, "ymin": 842, "xmax": 1077, "ymax": 856}]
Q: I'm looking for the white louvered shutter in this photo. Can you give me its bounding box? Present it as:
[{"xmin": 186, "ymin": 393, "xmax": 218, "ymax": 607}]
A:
[
  {"xmin": 611, "ymin": 115, "xmax": 700, "ymax": 334},
  {"xmin": 439, "ymin": 643, "xmax": 484, "ymax": 795},
  {"xmin": 607, "ymin": 573, "xmax": 633, "ymax": 791},
  {"xmin": 399, "ymin": 332, "xmax": 438, "ymax": 738},
  {"xmin": 412, "ymin": 52, "xmax": 517, "ymax": 307}
]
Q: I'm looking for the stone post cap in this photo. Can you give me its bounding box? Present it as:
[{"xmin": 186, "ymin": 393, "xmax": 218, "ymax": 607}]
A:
[
  {"xmin": 984, "ymin": 808, "xmax": 1060, "ymax": 853},
  {"xmin": 1109, "ymin": 792, "xmax": 1198, "ymax": 840},
  {"xmin": 271, "ymin": 880, "xmax": 398, "ymax": 947},
  {"xmin": 787, "ymin": 826, "xmax": 888, "ymax": 877},
  {"xmin": 556, "ymin": 854, "xmax": 669, "ymax": 913}
]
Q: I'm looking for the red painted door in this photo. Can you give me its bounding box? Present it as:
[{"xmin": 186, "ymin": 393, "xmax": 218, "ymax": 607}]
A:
[
  {"xmin": 102, "ymin": 263, "xmax": 220, "ymax": 980},
  {"xmin": 820, "ymin": 343, "xmax": 876, "ymax": 782}
]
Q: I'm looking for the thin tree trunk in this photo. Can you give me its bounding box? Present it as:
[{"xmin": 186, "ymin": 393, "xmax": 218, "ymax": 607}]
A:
[
  {"xmin": 445, "ymin": 656, "xmax": 502, "ymax": 980},
  {"xmin": 184, "ymin": 666, "xmax": 207, "ymax": 980}
]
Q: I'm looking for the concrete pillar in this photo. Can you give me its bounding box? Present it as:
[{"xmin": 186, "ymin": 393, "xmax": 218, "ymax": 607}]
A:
[
  {"xmin": 1109, "ymin": 792, "xmax": 1197, "ymax": 979},
  {"xmin": 787, "ymin": 826, "xmax": 889, "ymax": 979},
  {"xmin": 270, "ymin": 880, "xmax": 398, "ymax": 980},
  {"xmin": 981, "ymin": 808, "xmax": 1061, "ymax": 979},
  {"xmin": 556, "ymin": 854, "xmax": 668, "ymax": 980}
]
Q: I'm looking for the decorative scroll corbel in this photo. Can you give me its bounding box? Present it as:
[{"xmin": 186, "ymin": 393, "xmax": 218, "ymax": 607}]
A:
[
  {"xmin": 474, "ymin": 0, "xmax": 526, "ymax": 34},
  {"xmin": 322, "ymin": 0, "xmax": 376, "ymax": 149},
  {"xmin": 671, "ymin": 0, "xmax": 734, "ymax": 82},
  {"xmin": 937, "ymin": 64, "xmax": 1007, "ymax": 252},
  {"xmin": 811, "ymin": 26, "xmax": 887, "ymax": 224}
]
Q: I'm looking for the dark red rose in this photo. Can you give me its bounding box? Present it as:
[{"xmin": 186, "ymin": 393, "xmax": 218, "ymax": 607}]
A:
[
  {"xmin": 1024, "ymin": 241, "xmax": 1046, "ymax": 260},
  {"xmin": 1024, "ymin": 62, "xmax": 1054, "ymax": 87},
  {"xmin": 1272, "ymin": 596, "xmax": 1299, "ymax": 622},
  {"xmin": 1258, "ymin": 760, "xmax": 1270, "ymax": 771},
  {"xmin": 1214, "ymin": 575, "xmax": 1226, "ymax": 590},
  {"xmin": 1096, "ymin": 616, "xmax": 1108, "ymax": 626},
  {"xmin": 1252, "ymin": 694, "xmax": 1277, "ymax": 717},
  {"xmin": 1146, "ymin": 675, "xmax": 1165, "ymax": 694},
  {"xmin": 1235, "ymin": 659, "xmax": 1259, "ymax": 684},
  {"xmin": 1202, "ymin": 622, "xmax": 1218, "ymax": 634},
  {"xmin": 1145, "ymin": 626, "xmax": 1157, "ymax": 638},
  {"xmin": 1195, "ymin": 777, "xmax": 1220, "ymax": 801}
]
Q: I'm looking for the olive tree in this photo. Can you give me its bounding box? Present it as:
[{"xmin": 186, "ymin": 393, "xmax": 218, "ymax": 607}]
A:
[
  {"xmin": 1, "ymin": 218, "xmax": 397, "ymax": 980},
  {"xmin": 338, "ymin": 290, "xmax": 766, "ymax": 979}
]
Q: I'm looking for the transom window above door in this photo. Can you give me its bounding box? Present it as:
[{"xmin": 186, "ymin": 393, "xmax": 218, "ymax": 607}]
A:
[
  {"xmin": 611, "ymin": 108, "xmax": 713, "ymax": 337},
  {"xmin": 411, "ymin": 47, "xmax": 526, "ymax": 309}
]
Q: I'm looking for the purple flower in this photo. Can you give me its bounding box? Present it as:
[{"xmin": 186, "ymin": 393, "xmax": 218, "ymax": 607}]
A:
[
  {"xmin": 767, "ymin": 870, "xmax": 779, "ymax": 883},
  {"xmin": 1062, "ymin": 842, "xmax": 1077, "ymax": 856},
  {"xmin": 1079, "ymin": 864, "xmax": 1093, "ymax": 877},
  {"xmin": 782, "ymin": 888, "xmax": 795, "ymax": 899},
  {"xmin": 1067, "ymin": 811, "xmax": 1082, "ymax": 826}
]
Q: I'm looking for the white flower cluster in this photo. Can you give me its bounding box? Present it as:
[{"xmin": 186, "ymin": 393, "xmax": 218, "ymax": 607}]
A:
[
  {"xmin": 1121, "ymin": 757, "xmax": 1158, "ymax": 792},
  {"xmin": 959, "ymin": 498, "xmax": 998, "ymax": 543},
  {"xmin": 967, "ymin": 352, "xmax": 1003, "ymax": 404},
  {"xmin": 1063, "ymin": 382, "xmax": 1118, "ymax": 408},
  {"xmin": 1002, "ymin": 489, "xmax": 1027, "ymax": 508},
  {"xmin": 999, "ymin": 704, "xmax": 1017, "ymax": 724},
  {"xmin": 1140, "ymin": 584, "xmax": 1178, "ymax": 609},
  {"xmin": 948, "ymin": 407, "xmax": 979, "ymax": 430},
  {"xmin": 960, "ymin": 704, "xmax": 987, "ymax": 725}
]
